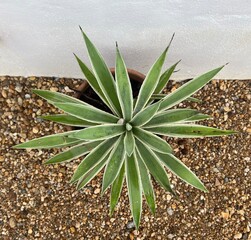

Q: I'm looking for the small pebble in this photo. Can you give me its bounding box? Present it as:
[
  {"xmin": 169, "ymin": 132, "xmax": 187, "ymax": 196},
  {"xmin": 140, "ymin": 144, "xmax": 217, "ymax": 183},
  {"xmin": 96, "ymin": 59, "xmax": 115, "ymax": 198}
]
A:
[
  {"xmin": 17, "ymin": 97, "xmax": 23, "ymax": 106},
  {"xmin": 25, "ymin": 94, "xmax": 31, "ymax": 99},
  {"xmin": 167, "ymin": 234, "xmax": 175, "ymax": 239},
  {"xmin": 76, "ymin": 222, "xmax": 80, "ymax": 228},
  {"xmin": 215, "ymin": 178, "xmax": 221, "ymax": 186},
  {"xmin": 15, "ymin": 84, "xmax": 22, "ymax": 92},
  {"xmin": 167, "ymin": 208, "xmax": 174, "ymax": 216},
  {"xmin": 9, "ymin": 217, "xmax": 16, "ymax": 228},
  {"xmin": 2, "ymin": 90, "xmax": 7, "ymax": 98},
  {"xmin": 126, "ymin": 221, "xmax": 135, "ymax": 229},
  {"xmin": 50, "ymin": 87, "xmax": 58, "ymax": 92},
  {"xmin": 233, "ymin": 233, "xmax": 242, "ymax": 239},
  {"xmin": 166, "ymin": 195, "xmax": 172, "ymax": 201},
  {"xmin": 32, "ymin": 127, "xmax": 39, "ymax": 134},
  {"xmin": 94, "ymin": 188, "xmax": 100, "ymax": 194}
]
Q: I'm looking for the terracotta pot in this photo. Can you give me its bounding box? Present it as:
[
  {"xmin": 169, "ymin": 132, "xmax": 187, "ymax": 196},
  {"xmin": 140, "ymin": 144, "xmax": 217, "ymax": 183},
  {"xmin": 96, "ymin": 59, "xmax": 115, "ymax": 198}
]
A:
[{"xmin": 74, "ymin": 68, "xmax": 145, "ymax": 99}]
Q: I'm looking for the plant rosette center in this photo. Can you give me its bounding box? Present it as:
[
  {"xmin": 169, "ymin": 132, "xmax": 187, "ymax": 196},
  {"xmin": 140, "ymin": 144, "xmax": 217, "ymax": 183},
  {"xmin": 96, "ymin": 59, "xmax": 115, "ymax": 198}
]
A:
[{"xmin": 117, "ymin": 118, "xmax": 133, "ymax": 131}]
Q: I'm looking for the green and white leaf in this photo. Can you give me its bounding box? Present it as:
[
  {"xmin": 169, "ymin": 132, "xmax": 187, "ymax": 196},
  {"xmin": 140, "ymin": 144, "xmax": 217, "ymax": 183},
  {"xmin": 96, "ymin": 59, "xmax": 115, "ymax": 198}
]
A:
[
  {"xmin": 146, "ymin": 124, "xmax": 237, "ymax": 138},
  {"xmin": 32, "ymin": 89, "xmax": 84, "ymax": 105},
  {"xmin": 136, "ymin": 139, "xmax": 174, "ymax": 195},
  {"xmin": 115, "ymin": 45, "xmax": 133, "ymax": 121},
  {"xmin": 110, "ymin": 164, "xmax": 125, "ymax": 216},
  {"xmin": 131, "ymin": 102, "xmax": 160, "ymax": 127},
  {"xmin": 74, "ymin": 54, "xmax": 111, "ymax": 108},
  {"xmin": 45, "ymin": 141, "xmax": 101, "ymax": 164},
  {"xmin": 125, "ymin": 153, "xmax": 142, "ymax": 229},
  {"xmin": 182, "ymin": 113, "xmax": 211, "ymax": 122},
  {"xmin": 144, "ymin": 109, "xmax": 200, "ymax": 127},
  {"xmin": 136, "ymin": 150, "xmax": 156, "ymax": 214},
  {"xmin": 154, "ymin": 60, "xmax": 181, "ymax": 94},
  {"xmin": 150, "ymin": 94, "xmax": 201, "ymax": 103},
  {"xmin": 70, "ymin": 137, "xmax": 118, "ymax": 183},
  {"xmin": 159, "ymin": 65, "xmax": 225, "ymax": 111},
  {"xmin": 102, "ymin": 136, "xmax": 125, "ymax": 193},
  {"xmin": 40, "ymin": 114, "xmax": 96, "ymax": 127},
  {"xmin": 80, "ymin": 28, "xmax": 122, "ymax": 116},
  {"xmin": 69, "ymin": 124, "xmax": 125, "ymax": 141},
  {"xmin": 133, "ymin": 127, "xmax": 172, "ymax": 153},
  {"xmin": 13, "ymin": 131, "xmax": 83, "ymax": 149},
  {"xmin": 133, "ymin": 47, "xmax": 168, "ymax": 115},
  {"xmin": 53, "ymin": 103, "xmax": 119, "ymax": 124},
  {"xmin": 155, "ymin": 152, "xmax": 208, "ymax": 192},
  {"xmin": 124, "ymin": 131, "xmax": 135, "ymax": 156},
  {"xmin": 77, "ymin": 152, "xmax": 110, "ymax": 190}
]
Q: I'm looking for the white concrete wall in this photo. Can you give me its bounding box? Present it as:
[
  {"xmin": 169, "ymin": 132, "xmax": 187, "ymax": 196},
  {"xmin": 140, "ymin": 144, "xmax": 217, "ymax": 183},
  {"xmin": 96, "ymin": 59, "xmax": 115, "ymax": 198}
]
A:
[{"xmin": 0, "ymin": 0, "xmax": 251, "ymax": 79}]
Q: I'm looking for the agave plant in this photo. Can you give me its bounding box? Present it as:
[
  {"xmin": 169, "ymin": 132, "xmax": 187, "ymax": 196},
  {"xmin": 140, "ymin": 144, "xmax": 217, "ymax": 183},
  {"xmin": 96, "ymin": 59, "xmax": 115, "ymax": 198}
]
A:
[{"xmin": 14, "ymin": 28, "xmax": 236, "ymax": 229}]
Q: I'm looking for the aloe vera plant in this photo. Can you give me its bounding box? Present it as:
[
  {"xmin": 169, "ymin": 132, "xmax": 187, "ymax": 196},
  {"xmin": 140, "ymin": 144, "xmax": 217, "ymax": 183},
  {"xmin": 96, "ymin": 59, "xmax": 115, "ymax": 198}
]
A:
[{"xmin": 14, "ymin": 28, "xmax": 236, "ymax": 229}]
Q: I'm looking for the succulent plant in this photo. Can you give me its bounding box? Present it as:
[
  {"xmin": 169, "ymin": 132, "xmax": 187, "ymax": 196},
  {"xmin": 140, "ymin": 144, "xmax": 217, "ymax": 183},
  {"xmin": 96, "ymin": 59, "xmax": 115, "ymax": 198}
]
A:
[{"xmin": 14, "ymin": 28, "xmax": 236, "ymax": 229}]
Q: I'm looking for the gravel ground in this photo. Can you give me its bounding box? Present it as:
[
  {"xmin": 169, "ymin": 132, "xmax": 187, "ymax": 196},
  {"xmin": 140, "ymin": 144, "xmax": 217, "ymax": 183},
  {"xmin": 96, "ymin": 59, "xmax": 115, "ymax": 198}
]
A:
[{"xmin": 0, "ymin": 76, "xmax": 250, "ymax": 240}]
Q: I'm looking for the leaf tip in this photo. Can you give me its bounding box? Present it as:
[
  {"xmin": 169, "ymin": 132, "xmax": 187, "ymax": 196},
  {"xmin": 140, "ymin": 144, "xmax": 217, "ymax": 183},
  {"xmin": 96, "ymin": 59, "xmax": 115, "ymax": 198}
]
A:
[
  {"xmin": 31, "ymin": 89, "xmax": 39, "ymax": 94},
  {"xmin": 43, "ymin": 162, "xmax": 50, "ymax": 165},
  {"xmin": 12, "ymin": 143, "xmax": 25, "ymax": 149},
  {"xmin": 134, "ymin": 219, "xmax": 140, "ymax": 230},
  {"xmin": 69, "ymin": 176, "xmax": 77, "ymax": 184},
  {"xmin": 109, "ymin": 208, "xmax": 114, "ymax": 217},
  {"xmin": 79, "ymin": 25, "xmax": 83, "ymax": 31},
  {"xmin": 167, "ymin": 32, "xmax": 175, "ymax": 48}
]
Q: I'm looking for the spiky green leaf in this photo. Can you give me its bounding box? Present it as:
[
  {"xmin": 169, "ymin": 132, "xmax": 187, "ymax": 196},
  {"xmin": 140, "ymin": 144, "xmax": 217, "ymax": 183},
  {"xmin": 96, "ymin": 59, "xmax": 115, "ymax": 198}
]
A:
[
  {"xmin": 136, "ymin": 139, "xmax": 175, "ymax": 195},
  {"xmin": 32, "ymin": 89, "xmax": 84, "ymax": 105},
  {"xmin": 159, "ymin": 65, "xmax": 225, "ymax": 111},
  {"xmin": 131, "ymin": 102, "xmax": 160, "ymax": 127},
  {"xmin": 45, "ymin": 141, "xmax": 101, "ymax": 164},
  {"xmin": 102, "ymin": 136, "xmax": 125, "ymax": 193},
  {"xmin": 124, "ymin": 131, "xmax": 135, "ymax": 156},
  {"xmin": 125, "ymin": 153, "xmax": 142, "ymax": 229},
  {"xmin": 77, "ymin": 153, "xmax": 109, "ymax": 190},
  {"xmin": 183, "ymin": 113, "xmax": 211, "ymax": 122},
  {"xmin": 133, "ymin": 48, "xmax": 168, "ymax": 115},
  {"xmin": 186, "ymin": 97, "xmax": 202, "ymax": 103},
  {"xmin": 155, "ymin": 152, "xmax": 208, "ymax": 192},
  {"xmin": 13, "ymin": 131, "xmax": 82, "ymax": 149},
  {"xmin": 53, "ymin": 103, "xmax": 119, "ymax": 124},
  {"xmin": 40, "ymin": 114, "xmax": 96, "ymax": 127},
  {"xmin": 154, "ymin": 60, "xmax": 181, "ymax": 94},
  {"xmin": 115, "ymin": 46, "xmax": 133, "ymax": 121},
  {"xmin": 80, "ymin": 28, "xmax": 122, "ymax": 116},
  {"xmin": 110, "ymin": 164, "xmax": 125, "ymax": 216},
  {"xmin": 146, "ymin": 124, "xmax": 237, "ymax": 138},
  {"xmin": 133, "ymin": 127, "xmax": 172, "ymax": 153},
  {"xmin": 150, "ymin": 94, "xmax": 201, "ymax": 103},
  {"xmin": 74, "ymin": 54, "xmax": 111, "ymax": 108},
  {"xmin": 69, "ymin": 124, "xmax": 125, "ymax": 141},
  {"xmin": 144, "ymin": 109, "xmax": 200, "ymax": 127},
  {"xmin": 136, "ymin": 151, "xmax": 156, "ymax": 214},
  {"xmin": 70, "ymin": 137, "xmax": 118, "ymax": 183}
]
